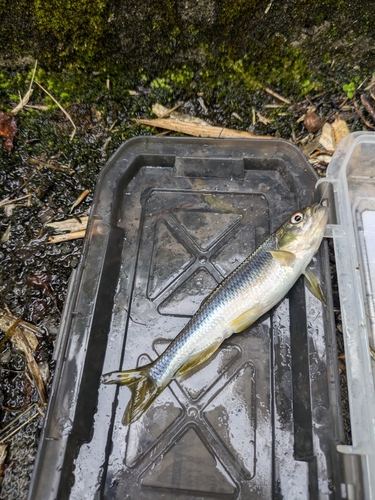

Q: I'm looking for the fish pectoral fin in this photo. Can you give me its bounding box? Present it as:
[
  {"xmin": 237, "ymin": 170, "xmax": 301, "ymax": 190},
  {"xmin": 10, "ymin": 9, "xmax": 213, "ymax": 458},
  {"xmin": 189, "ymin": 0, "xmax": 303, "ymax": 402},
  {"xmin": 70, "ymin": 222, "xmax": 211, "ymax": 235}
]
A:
[
  {"xmin": 268, "ymin": 250, "xmax": 296, "ymax": 266},
  {"xmin": 229, "ymin": 306, "xmax": 259, "ymax": 334},
  {"xmin": 176, "ymin": 341, "xmax": 222, "ymax": 378},
  {"xmin": 304, "ymin": 267, "xmax": 326, "ymax": 304}
]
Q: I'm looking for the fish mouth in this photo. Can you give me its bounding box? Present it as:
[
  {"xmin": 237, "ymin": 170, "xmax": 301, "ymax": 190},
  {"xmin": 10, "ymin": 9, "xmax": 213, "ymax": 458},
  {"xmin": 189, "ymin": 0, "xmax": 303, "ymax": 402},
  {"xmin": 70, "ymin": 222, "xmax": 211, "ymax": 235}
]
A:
[
  {"xmin": 310, "ymin": 203, "xmax": 329, "ymax": 238},
  {"xmin": 312, "ymin": 203, "xmax": 329, "ymax": 222}
]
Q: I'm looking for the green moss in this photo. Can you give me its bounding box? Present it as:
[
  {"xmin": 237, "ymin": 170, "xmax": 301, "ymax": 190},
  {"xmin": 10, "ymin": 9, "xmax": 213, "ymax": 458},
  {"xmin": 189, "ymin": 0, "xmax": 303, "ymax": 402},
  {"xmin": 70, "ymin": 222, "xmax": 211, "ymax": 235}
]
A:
[
  {"xmin": 218, "ymin": 0, "xmax": 258, "ymax": 23},
  {"xmin": 1, "ymin": 0, "xmax": 375, "ymax": 104},
  {"xmin": 150, "ymin": 66, "xmax": 194, "ymax": 91},
  {"xmin": 33, "ymin": 0, "xmax": 109, "ymax": 66},
  {"xmin": 0, "ymin": 72, "xmax": 11, "ymax": 90}
]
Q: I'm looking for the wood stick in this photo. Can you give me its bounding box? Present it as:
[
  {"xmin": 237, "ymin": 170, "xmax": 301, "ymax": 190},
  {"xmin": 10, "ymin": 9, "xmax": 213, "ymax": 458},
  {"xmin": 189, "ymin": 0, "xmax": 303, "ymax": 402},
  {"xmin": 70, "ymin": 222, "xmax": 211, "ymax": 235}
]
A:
[
  {"xmin": 134, "ymin": 118, "xmax": 273, "ymax": 139},
  {"xmin": 47, "ymin": 229, "xmax": 86, "ymax": 244}
]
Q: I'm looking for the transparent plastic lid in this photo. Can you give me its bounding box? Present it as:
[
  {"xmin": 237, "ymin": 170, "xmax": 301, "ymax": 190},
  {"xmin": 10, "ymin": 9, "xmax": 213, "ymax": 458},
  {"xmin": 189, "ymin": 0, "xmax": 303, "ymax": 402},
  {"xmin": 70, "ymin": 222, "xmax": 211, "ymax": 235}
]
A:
[{"xmin": 318, "ymin": 132, "xmax": 375, "ymax": 499}]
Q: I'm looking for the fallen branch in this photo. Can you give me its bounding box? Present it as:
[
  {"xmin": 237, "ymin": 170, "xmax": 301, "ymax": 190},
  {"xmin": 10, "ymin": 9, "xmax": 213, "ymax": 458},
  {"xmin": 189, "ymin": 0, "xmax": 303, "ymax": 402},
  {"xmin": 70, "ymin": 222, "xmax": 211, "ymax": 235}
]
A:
[{"xmin": 134, "ymin": 118, "xmax": 273, "ymax": 139}]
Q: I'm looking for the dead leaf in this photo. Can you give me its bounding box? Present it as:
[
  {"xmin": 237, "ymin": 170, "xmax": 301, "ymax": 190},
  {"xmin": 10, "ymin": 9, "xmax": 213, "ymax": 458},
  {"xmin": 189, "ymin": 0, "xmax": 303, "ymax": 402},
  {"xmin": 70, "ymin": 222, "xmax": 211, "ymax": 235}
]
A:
[
  {"xmin": 0, "ymin": 224, "xmax": 11, "ymax": 243},
  {"xmin": 319, "ymin": 123, "xmax": 334, "ymax": 151},
  {"xmin": 0, "ymin": 112, "xmax": 17, "ymax": 153},
  {"xmin": 309, "ymin": 155, "xmax": 333, "ymax": 165},
  {"xmin": 331, "ymin": 115, "xmax": 350, "ymax": 148},
  {"xmin": 0, "ymin": 309, "xmax": 46, "ymax": 405},
  {"xmin": 11, "ymin": 329, "xmax": 46, "ymax": 405},
  {"xmin": 301, "ymin": 135, "xmax": 321, "ymax": 156},
  {"xmin": 0, "ymin": 309, "xmax": 44, "ymax": 346}
]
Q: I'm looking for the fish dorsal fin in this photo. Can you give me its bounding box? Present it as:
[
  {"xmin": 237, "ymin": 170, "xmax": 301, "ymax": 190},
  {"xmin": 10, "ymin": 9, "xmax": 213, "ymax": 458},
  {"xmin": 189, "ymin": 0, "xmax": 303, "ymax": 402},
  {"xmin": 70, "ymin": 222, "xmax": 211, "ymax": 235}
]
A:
[
  {"xmin": 229, "ymin": 306, "xmax": 260, "ymax": 333},
  {"xmin": 304, "ymin": 267, "xmax": 326, "ymax": 304},
  {"xmin": 175, "ymin": 341, "xmax": 222, "ymax": 378},
  {"xmin": 268, "ymin": 250, "xmax": 296, "ymax": 266}
]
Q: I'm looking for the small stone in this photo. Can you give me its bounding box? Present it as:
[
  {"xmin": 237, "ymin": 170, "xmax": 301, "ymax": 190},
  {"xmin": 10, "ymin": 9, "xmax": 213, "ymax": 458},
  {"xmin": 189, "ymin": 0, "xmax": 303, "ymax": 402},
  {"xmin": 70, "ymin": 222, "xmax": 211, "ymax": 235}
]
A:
[
  {"xmin": 60, "ymin": 243, "xmax": 71, "ymax": 255},
  {"xmin": 70, "ymin": 257, "xmax": 79, "ymax": 268}
]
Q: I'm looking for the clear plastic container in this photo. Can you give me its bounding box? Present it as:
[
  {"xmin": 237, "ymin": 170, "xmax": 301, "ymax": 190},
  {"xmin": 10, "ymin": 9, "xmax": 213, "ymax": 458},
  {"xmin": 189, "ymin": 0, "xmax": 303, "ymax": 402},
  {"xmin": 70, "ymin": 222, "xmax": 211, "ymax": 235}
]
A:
[
  {"xmin": 28, "ymin": 137, "xmax": 345, "ymax": 499},
  {"xmin": 318, "ymin": 132, "xmax": 375, "ymax": 499}
]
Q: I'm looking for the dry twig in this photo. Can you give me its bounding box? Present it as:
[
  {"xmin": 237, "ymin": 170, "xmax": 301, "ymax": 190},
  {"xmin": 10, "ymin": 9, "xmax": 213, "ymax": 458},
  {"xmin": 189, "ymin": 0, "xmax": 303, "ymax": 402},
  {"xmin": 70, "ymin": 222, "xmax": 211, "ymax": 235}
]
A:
[
  {"xmin": 35, "ymin": 81, "xmax": 77, "ymax": 140},
  {"xmin": 11, "ymin": 60, "xmax": 38, "ymax": 115},
  {"xmin": 360, "ymin": 95, "xmax": 375, "ymax": 124},
  {"xmin": 0, "ymin": 404, "xmax": 40, "ymax": 443},
  {"xmin": 0, "ymin": 444, "xmax": 7, "ymax": 486},
  {"xmin": 134, "ymin": 118, "xmax": 273, "ymax": 139},
  {"xmin": 0, "ymin": 194, "xmax": 32, "ymax": 208},
  {"xmin": 353, "ymin": 96, "xmax": 375, "ymax": 130},
  {"xmin": 47, "ymin": 230, "xmax": 86, "ymax": 244},
  {"xmin": 264, "ymin": 87, "xmax": 291, "ymax": 104},
  {"xmin": 70, "ymin": 189, "xmax": 89, "ymax": 213}
]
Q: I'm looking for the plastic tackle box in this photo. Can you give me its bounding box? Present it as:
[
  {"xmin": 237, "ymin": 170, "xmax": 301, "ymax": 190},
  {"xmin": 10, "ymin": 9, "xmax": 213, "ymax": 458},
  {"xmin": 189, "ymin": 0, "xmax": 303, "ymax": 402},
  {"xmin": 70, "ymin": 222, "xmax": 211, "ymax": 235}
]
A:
[{"xmin": 28, "ymin": 136, "xmax": 375, "ymax": 499}]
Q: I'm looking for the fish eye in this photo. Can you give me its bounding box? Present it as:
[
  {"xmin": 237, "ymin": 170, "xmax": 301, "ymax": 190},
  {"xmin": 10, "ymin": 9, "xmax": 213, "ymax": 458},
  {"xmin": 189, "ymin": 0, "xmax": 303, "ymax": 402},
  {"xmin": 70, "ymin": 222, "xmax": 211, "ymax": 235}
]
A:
[{"xmin": 291, "ymin": 212, "xmax": 304, "ymax": 224}]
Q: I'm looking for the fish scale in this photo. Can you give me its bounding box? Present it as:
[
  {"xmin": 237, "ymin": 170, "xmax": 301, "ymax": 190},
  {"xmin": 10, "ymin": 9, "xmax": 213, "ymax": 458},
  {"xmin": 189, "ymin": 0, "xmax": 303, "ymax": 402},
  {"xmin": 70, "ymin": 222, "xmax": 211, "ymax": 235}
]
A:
[{"xmin": 103, "ymin": 204, "xmax": 328, "ymax": 424}]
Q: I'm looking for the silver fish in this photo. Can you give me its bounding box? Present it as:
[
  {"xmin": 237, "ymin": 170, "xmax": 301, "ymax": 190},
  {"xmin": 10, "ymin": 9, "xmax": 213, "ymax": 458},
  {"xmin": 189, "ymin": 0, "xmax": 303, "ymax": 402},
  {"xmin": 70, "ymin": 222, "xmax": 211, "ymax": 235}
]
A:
[{"xmin": 103, "ymin": 204, "xmax": 328, "ymax": 424}]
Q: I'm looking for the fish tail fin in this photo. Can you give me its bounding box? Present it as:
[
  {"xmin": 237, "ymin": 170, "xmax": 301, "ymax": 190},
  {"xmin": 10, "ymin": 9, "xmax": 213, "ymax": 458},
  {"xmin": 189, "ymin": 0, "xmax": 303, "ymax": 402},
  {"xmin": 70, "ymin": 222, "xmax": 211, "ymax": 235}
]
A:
[{"xmin": 102, "ymin": 364, "xmax": 163, "ymax": 424}]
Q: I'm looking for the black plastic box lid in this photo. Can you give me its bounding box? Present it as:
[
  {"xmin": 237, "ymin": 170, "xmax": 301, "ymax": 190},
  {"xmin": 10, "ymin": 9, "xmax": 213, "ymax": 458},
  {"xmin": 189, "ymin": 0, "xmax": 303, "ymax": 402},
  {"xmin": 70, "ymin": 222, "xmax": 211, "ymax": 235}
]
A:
[{"xmin": 28, "ymin": 137, "xmax": 345, "ymax": 499}]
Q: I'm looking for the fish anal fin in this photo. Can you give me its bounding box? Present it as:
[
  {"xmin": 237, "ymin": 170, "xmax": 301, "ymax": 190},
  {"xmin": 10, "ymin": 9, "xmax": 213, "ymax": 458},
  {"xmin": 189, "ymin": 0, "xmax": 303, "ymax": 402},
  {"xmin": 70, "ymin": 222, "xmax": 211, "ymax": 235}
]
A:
[
  {"xmin": 268, "ymin": 250, "xmax": 295, "ymax": 266},
  {"xmin": 176, "ymin": 341, "xmax": 222, "ymax": 378},
  {"xmin": 304, "ymin": 267, "xmax": 326, "ymax": 304},
  {"xmin": 229, "ymin": 307, "xmax": 259, "ymax": 333}
]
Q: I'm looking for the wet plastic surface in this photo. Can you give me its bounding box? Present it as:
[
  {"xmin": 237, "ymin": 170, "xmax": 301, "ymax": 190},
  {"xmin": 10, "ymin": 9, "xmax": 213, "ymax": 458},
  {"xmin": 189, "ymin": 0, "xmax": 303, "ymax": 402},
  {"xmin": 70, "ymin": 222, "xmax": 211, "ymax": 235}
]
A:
[
  {"xmin": 319, "ymin": 132, "xmax": 375, "ymax": 499},
  {"xmin": 28, "ymin": 137, "xmax": 344, "ymax": 499}
]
